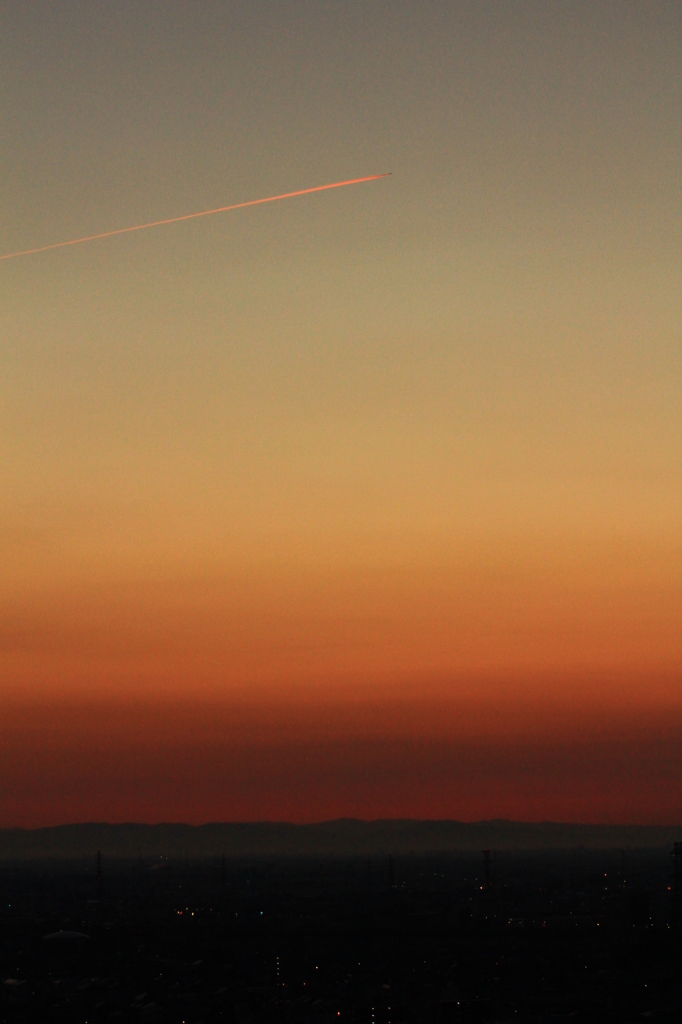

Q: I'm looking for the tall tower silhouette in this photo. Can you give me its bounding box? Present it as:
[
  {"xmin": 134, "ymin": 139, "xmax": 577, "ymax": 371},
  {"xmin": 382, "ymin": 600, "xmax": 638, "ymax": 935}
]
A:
[
  {"xmin": 483, "ymin": 849, "xmax": 493, "ymax": 898},
  {"xmin": 672, "ymin": 842, "xmax": 682, "ymax": 922}
]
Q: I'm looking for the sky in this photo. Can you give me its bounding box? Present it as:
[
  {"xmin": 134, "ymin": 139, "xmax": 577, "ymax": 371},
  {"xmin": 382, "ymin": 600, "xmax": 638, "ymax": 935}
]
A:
[{"xmin": 1, "ymin": 1, "xmax": 680, "ymax": 826}]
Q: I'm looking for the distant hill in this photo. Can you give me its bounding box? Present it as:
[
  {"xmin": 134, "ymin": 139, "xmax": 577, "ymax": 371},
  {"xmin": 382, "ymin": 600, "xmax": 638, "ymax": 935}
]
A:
[{"xmin": 0, "ymin": 820, "xmax": 680, "ymax": 860}]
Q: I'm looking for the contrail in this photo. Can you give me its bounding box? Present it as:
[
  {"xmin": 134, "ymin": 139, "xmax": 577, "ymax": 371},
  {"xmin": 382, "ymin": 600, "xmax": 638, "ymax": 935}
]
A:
[{"xmin": 0, "ymin": 173, "xmax": 391, "ymax": 262}]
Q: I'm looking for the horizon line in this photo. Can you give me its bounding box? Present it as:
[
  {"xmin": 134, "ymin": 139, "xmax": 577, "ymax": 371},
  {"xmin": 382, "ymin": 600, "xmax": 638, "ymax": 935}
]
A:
[{"xmin": 3, "ymin": 819, "xmax": 679, "ymax": 830}]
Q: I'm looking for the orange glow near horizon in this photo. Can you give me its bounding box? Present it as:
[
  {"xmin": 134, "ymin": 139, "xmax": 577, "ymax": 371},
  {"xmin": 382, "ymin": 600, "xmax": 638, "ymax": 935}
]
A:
[{"xmin": 2, "ymin": 685, "xmax": 681, "ymax": 827}]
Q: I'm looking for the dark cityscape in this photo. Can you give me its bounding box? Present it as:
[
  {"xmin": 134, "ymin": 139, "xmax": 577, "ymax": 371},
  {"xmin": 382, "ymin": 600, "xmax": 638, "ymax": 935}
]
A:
[{"xmin": 1, "ymin": 833, "xmax": 680, "ymax": 1022}]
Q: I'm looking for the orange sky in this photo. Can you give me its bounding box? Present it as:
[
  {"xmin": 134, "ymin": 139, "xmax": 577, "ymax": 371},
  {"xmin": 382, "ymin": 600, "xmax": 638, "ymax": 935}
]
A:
[{"xmin": 1, "ymin": 2, "xmax": 680, "ymax": 825}]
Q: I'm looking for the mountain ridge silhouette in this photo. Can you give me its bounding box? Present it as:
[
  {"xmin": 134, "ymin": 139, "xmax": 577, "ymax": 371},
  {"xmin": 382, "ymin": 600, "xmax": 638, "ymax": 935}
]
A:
[{"xmin": 1, "ymin": 819, "xmax": 679, "ymax": 860}]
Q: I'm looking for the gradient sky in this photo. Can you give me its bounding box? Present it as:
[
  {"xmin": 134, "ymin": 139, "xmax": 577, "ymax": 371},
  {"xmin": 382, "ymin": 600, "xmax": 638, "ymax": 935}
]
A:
[{"xmin": 1, "ymin": 1, "xmax": 680, "ymax": 826}]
